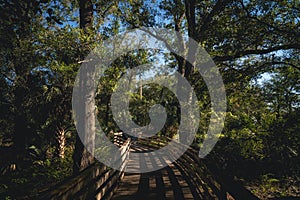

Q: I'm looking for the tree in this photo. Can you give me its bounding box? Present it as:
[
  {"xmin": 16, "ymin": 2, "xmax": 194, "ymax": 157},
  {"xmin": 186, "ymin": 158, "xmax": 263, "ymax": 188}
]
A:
[
  {"xmin": 0, "ymin": 0, "xmax": 51, "ymax": 168},
  {"xmin": 263, "ymin": 66, "xmax": 300, "ymax": 118},
  {"xmin": 72, "ymin": 0, "xmax": 122, "ymax": 173},
  {"xmin": 72, "ymin": 0, "xmax": 96, "ymax": 174}
]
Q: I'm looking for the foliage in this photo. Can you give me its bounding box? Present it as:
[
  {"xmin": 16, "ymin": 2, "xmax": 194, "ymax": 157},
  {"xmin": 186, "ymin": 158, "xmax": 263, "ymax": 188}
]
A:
[{"xmin": 0, "ymin": 0, "xmax": 299, "ymax": 198}]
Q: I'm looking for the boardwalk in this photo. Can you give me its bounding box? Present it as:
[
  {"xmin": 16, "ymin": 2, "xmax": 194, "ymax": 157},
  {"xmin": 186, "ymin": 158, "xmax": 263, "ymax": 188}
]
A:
[
  {"xmin": 38, "ymin": 135, "xmax": 259, "ymax": 200},
  {"xmin": 112, "ymin": 141, "xmax": 222, "ymax": 200}
]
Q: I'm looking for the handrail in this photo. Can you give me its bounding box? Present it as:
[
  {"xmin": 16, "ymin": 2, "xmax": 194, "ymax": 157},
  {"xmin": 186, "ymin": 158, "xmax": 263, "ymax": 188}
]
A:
[
  {"xmin": 37, "ymin": 134, "xmax": 258, "ymax": 200},
  {"xmin": 37, "ymin": 133, "xmax": 131, "ymax": 200},
  {"xmin": 136, "ymin": 136, "xmax": 259, "ymax": 200}
]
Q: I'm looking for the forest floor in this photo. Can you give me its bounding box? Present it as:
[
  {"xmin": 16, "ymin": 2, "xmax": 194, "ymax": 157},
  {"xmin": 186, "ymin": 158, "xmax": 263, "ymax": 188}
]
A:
[{"xmin": 245, "ymin": 176, "xmax": 300, "ymax": 199}]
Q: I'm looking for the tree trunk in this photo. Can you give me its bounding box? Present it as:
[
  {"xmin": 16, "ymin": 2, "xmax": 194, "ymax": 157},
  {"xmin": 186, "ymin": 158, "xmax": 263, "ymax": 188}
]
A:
[
  {"xmin": 177, "ymin": 0, "xmax": 197, "ymax": 144},
  {"xmin": 139, "ymin": 78, "xmax": 143, "ymax": 100},
  {"xmin": 11, "ymin": 1, "xmax": 33, "ymax": 168},
  {"xmin": 79, "ymin": 0, "xmax": 94, "ymax": 30},
  {"xmin": 56, "ymin": 127, "xmax": 66, "ymax": 159},
  {"xmin": 72, "ymin": 0, "xmax": 95, "ymax": 174}
]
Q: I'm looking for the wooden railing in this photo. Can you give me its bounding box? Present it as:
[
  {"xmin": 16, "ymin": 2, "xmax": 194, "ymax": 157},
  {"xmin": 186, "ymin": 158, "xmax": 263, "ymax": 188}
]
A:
[
  {"xmin": 37, "ymin": 134, "xmax": 258, "ymax": 200},
  {"xmin": 38, "ymin": 133, "xmax": 131, "ymax": 200},
  {"xmin": 112, "ymin": 132, "xmax": 126, "ymax": 147},
  {"xmin": 137, "ymin": 136, "xmax": 259, "ymax": 200}
]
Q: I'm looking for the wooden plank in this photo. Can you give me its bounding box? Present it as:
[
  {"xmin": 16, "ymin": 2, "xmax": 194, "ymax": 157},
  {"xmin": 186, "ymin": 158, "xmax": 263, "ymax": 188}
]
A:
[{"xmin": 38, "ymin": 136, "xmax": 132, "ymax": 200}]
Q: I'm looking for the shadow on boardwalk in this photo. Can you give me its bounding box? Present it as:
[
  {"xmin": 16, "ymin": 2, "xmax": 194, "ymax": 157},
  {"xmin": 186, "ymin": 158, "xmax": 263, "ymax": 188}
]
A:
[{"xmin": 111, "ymin": 142, "xmax": 224, "ymax": 200}]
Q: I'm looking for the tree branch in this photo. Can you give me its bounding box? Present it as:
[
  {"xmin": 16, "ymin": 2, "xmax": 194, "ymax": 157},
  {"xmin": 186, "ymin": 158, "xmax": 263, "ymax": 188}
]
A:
[
  {"xmin": 0, "ymin": 72, "xmax": 14, "ymax": 83},
  {"xmin": 213, "ymin": 43, "xmax": 300, "ymax": 62},
  {"xmin": 259, "ymin": 61, "xmax": 300, "ymax": 71},
  {"xmin": 184, "ymin": 0, "xmax": 196, "ymax": 38},
  {"xmin": 198, "ymin": 0, "xmax": 233, "ymax": 40},
  {"xmin": 239, "ymin": 0, "xmax": 300, "ymax": 38},
  {"xmin": 0, "ymin": 99, "xmax": 13, "ymax": 106}
]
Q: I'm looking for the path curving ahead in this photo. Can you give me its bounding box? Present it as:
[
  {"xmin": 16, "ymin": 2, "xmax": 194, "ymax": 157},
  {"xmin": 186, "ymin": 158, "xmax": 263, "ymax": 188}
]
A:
[
  {"xmin": 36, "ymin": 135, "xmax": 259, "ymax": 200},
  {"xmin": 111, "ymin": 141, "xmax": 225, "ymax": 200}
]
